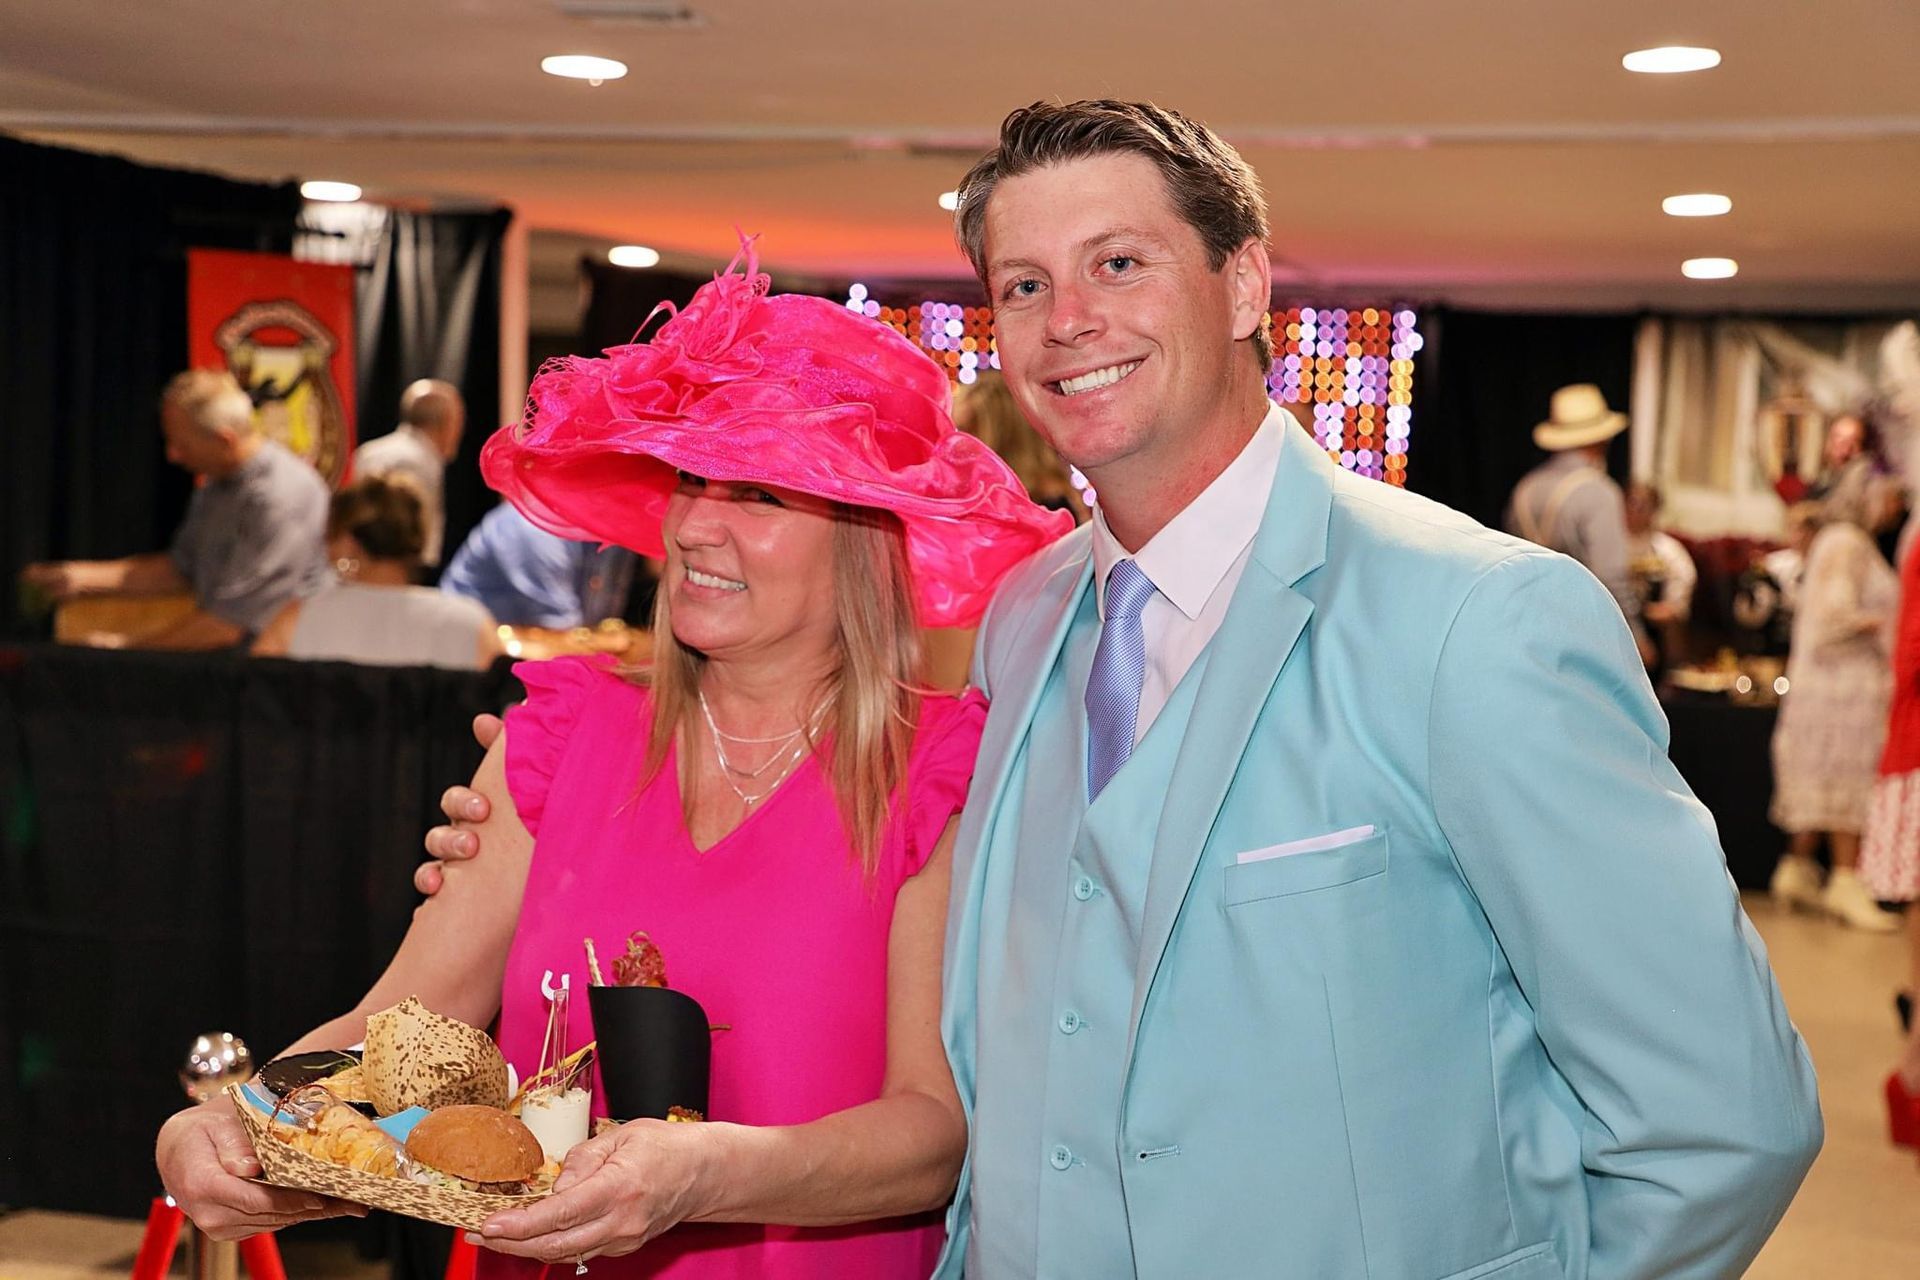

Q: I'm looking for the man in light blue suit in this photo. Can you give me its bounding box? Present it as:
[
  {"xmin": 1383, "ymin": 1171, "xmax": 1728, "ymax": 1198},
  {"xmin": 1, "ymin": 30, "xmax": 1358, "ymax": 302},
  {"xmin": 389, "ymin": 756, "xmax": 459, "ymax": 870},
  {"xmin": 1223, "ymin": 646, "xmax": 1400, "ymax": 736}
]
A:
[{"xmin": 935, "ymin": 100, "xmax": 1821, "ymax": 1279}]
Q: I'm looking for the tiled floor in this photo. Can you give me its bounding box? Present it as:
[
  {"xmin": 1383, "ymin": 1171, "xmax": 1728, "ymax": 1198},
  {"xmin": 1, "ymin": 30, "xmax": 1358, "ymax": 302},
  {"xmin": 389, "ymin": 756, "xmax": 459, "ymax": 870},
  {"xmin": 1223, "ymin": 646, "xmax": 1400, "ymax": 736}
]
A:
[
  {"xmin": 2, "ymin": 892, "xmax": 1914, "ymax": 1278},
  {"xmin": 0, "ymin": 1210, "xmax": 384, "ymax": 1279},
  {"xmin": 1744, "ymin": 893, "xmax": 1918, "ymax": 1278}
]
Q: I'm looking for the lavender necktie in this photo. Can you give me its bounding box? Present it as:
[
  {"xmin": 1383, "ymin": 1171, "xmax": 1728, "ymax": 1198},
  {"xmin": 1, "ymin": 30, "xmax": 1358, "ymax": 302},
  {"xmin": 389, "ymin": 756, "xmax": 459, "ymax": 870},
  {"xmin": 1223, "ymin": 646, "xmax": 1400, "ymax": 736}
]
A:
[{"xmin": 1085, "ymin": 558, "xmax": 1158, "ymax": 800}]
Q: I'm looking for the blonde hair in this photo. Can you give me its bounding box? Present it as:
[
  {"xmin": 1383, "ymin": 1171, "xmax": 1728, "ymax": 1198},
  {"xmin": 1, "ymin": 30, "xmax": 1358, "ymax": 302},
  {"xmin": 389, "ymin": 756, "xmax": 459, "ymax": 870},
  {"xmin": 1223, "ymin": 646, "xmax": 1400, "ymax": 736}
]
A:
[
  {"xmin": 163, "ymin": 369, "xmax": 256, "ymax": 436},
  {"xmin": 636, "ymin": 504, "xmax": 925, "ymax": 873}
]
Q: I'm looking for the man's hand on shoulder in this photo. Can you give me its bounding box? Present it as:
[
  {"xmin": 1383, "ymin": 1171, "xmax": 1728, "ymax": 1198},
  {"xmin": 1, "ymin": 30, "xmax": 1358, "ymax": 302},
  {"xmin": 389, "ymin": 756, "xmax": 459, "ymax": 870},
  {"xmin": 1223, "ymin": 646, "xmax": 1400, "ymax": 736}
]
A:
[{"xmin": 415, "ymin": 713, "xmax": 503, "ymax": 896}]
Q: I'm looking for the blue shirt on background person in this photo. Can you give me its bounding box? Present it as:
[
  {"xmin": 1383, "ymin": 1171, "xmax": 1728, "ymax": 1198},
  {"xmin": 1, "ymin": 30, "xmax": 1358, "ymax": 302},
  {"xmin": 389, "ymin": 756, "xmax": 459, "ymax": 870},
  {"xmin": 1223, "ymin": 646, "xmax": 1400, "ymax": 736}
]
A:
[{"xmin": 440, "ymin": 502, "xmax": 636, "ymax": 629}]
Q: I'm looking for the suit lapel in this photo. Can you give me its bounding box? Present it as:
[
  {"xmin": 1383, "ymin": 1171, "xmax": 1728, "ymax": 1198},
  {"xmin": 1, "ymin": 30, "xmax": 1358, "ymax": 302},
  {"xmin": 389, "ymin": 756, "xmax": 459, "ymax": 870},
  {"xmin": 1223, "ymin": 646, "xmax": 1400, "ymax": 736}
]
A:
[
  {"xmin": 1126, "ymin": 422, "xmax": 1337, "ymax": 1048},
  {"xmin": 961, "ymin": 545, "xmax": 1094, "ymax": 876},
  {"xmin": 942, "ymin": 536, "xmax": 1093, "ymax": 1071}
]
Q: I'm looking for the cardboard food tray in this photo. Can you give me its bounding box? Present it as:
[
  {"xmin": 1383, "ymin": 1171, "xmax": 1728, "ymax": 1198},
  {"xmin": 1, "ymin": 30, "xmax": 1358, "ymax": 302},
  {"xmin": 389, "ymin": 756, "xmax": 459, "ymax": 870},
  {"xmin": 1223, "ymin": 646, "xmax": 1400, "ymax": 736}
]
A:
[{"xmin": 226, "ymin": 1084, "xmax": 550, "ymax": 1231}]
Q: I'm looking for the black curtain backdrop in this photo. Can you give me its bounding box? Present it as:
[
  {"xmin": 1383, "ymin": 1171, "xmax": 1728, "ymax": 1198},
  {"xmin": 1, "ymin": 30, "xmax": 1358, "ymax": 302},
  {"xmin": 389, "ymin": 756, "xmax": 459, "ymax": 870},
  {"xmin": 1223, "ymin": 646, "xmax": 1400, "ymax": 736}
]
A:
[
  {"xmin": 0, "ymin": 643, "xmax": 523, "ymax": 1216},
  {"xmin": 576, "ymin": 258, "xmax": 912, "ymax": 355},
  {"xmin": 1407, "ymin": 308, "xmax": 1640, "ymax": 528},
  {"xmin": 0, "ymin": 135, "xmax": 301, "ymax": 637},
  {"xmin": 353, "ymin": 208, "xmax": 511, "ymax": 580},
  {"xmin": 580, "ymin": 259, "xmax": 720, "ymax": 355}
]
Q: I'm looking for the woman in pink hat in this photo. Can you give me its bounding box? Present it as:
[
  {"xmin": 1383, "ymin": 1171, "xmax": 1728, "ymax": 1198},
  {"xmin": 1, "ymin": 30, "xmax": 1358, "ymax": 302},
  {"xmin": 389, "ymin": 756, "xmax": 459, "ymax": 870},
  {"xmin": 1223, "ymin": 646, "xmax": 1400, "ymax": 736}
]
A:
[{"xmin": 156, "ymin": 244, "xmax": 1070, "ymax": 1277}]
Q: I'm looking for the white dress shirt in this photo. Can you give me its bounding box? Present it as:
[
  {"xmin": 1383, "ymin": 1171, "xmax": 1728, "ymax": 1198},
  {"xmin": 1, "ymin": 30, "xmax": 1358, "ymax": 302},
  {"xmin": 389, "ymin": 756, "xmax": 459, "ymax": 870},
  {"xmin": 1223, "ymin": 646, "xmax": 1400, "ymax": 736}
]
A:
[{"xmin": 1089, "ymin": 402, "xmax": 1286, "ymax": 745}]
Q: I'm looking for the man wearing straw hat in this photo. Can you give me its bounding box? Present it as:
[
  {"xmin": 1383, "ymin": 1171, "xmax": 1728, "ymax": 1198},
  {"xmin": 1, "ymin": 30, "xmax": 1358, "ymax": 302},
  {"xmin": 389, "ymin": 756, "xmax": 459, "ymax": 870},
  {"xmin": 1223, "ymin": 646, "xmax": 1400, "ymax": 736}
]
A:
[{"xmin": 1505, "ymin": 383, "xmax": 1652, "ymax": 661}]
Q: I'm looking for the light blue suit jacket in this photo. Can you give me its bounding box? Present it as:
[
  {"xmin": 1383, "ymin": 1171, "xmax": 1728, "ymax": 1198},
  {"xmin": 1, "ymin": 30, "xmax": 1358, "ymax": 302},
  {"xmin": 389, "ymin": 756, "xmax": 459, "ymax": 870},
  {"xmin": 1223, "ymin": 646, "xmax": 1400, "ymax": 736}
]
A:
[{"xmin": 937, "ymin": 420, "xmax": 1821, "ymax": 1279}]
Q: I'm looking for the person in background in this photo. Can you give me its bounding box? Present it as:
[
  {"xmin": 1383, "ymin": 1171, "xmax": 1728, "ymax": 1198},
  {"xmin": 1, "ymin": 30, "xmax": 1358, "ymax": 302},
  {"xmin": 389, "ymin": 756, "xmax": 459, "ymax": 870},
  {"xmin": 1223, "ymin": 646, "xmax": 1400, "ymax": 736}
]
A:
[
  {"xmin": 953, "ymin": 370, "xmax": 1088, "ymax": 523},
  {"xmin": 252, "ymin": 474, "xmax": 500, "ymax": 670},
  {"xmin": 921, "ymin": 370, "xmax": 1089, "ymax": 686},
  {"xmin": 440, "ymin": 502, "xmax": 640, "ymax": 629},
  {"xmin": 19, "ymin": 369, "xmax": 330, "ymax": 649},
  {"xmin": 1736, "ymin": 501, "xmax": 1820, "ymax": 655},
  {"xmin": 1860, "ymin": 525, "xmax": 1920, "ymax": 1148},
  {"xmin": 1505, "ymin": 384, "xmax": 1654, "ymax": 664},
  {"xmin": 1769, "ymin": 473, "xmax": 1907, "ymax": 931},
  {"xmin": 1625, "ymin": 481, "xmax": 1698, "ymax": 673},
  {"xmin": 1808, "ymin": 413, "xmax": 1870, "ymax": 502},
  {"xmin": 351, "ymin": 378, "xmax": 465, "ymax": 567}
]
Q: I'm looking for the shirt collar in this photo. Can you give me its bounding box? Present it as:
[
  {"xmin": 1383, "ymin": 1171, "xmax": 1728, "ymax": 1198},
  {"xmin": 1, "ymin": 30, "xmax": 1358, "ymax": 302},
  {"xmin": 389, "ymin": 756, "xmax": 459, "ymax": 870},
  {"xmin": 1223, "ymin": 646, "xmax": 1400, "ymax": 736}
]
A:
[{"xmin": 1091, "ymin": 401, "xmax": 1287, "ymax": 620}]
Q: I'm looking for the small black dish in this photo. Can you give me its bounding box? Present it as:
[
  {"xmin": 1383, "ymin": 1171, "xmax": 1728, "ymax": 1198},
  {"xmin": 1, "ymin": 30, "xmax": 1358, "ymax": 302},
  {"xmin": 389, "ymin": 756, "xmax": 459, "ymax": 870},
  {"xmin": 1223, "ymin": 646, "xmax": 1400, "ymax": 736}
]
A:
[{"xmin": 257, "ymin": 1048, "xmax": 373, "ymax": 1114}]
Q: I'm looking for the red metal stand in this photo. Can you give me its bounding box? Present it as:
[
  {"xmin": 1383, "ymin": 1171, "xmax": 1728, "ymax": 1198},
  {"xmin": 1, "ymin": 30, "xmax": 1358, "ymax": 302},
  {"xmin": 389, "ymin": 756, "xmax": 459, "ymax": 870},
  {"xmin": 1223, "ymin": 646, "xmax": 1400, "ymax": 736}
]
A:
[
  {"xmin": 129, "ymin": 1198, "xmax": 184, "ymax": 1280},
  {"xmin": 129, "ymin": 1198, "xmax": 286, "ymax": 1280}
]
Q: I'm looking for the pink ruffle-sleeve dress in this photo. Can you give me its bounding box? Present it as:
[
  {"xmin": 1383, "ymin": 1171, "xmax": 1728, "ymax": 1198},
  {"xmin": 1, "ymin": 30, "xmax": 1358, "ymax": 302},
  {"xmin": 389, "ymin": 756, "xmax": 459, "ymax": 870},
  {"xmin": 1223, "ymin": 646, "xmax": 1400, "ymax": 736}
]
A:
[{"xmin": 478, "ymin": 656, "xmax": 984, "ymax": 1280}]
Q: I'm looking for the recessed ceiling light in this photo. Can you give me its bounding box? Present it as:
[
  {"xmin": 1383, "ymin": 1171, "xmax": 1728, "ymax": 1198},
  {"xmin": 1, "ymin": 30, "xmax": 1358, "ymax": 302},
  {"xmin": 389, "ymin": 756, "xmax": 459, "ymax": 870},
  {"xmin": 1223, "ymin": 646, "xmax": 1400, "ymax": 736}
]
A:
[
  {"xmin": 541, "ymin": 54, "xmax": 629, "ymax": 84},
  {"xmin": 938, "ymin": 191, "xmax": 961, "ymax": 212},
  {"xmin": 1663, "ymin": 193, "xmax": 1733, "ymax": 217},
  {"xmin": 1681, "ymin": 257, "xmax": 1739, "ymax": 279},
  {"xmin": 300, "ymin": 180, "xmax": 362, "ymax": 203},
  {"xmin": 1622, "ymin": 46, "xmax": 1722, "ymax": 74},
  {"xmin": 608, "ymin": 244, "xmax": 660, "ymax": 268}
]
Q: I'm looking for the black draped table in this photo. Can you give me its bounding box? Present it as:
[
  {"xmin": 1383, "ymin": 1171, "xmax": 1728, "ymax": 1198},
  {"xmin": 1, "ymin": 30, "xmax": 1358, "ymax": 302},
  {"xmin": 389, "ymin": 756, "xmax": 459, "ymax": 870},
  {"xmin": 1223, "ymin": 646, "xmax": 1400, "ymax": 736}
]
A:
[
  {"xmin": 0, "ymin": 645, "xmax": 1783, "ymax": 1227},
  {"xmin": 0, "ymin": 643, "xmax": 522, "ymax": 1218},
  {"xmin": 1659, "ymin": 689, "xmax": 1783, "ymax": 892}
]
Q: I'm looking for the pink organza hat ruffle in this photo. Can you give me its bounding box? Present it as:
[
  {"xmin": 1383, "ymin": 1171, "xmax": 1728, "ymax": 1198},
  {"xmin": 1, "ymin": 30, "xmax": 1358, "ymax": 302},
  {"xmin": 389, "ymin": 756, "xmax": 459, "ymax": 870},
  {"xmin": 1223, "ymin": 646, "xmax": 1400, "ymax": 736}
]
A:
[{"xmin": 481, "ymin": 239, "xmax": 1071, "ymax": 628}]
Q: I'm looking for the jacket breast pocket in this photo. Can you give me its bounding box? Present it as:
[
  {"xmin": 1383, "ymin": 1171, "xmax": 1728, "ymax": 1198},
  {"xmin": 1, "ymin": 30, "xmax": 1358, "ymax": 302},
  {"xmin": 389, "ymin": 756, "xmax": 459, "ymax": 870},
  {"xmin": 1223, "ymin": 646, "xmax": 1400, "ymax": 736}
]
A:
[
  {"xmin": 1436, "ymin": 1241, "xmax": 1562, "ymax": 1280},
  {"xmin": 1222, "ymin": 828, "xmax": 1390, "ymax": 906}
]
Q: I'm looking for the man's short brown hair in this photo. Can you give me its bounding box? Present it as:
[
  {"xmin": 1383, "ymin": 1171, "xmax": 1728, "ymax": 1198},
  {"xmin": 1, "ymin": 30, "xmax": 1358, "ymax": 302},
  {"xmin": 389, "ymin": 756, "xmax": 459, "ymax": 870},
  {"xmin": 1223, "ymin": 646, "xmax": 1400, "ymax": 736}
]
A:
[{"xmin": 954, "ymin": 99, "xmax": 1273, "ymax": 371}]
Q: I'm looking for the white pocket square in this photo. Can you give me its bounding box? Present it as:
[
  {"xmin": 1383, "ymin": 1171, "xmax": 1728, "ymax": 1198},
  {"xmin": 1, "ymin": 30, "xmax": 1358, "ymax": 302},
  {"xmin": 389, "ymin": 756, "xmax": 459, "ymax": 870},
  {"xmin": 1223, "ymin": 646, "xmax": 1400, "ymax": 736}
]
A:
[{"xmin": 1236, "ymin": 824, "xmax": 1377, "ymax": 865}]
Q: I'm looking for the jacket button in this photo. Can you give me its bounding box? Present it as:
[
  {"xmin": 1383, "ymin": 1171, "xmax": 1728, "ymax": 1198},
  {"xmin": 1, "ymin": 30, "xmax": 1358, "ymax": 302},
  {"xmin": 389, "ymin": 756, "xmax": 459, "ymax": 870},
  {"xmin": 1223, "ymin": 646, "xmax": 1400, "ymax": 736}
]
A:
[
  {"xmin": 1072, "ymin": 876, "xmax": 1095, "ymax": 901},
  {"xmin": 1058, "ymin": 1010, "xmax": 1082, "ymax": 1034},
  {"xmin": 1049, "ymin": 1144, "xmax": 1073, "ymax": 1170}
]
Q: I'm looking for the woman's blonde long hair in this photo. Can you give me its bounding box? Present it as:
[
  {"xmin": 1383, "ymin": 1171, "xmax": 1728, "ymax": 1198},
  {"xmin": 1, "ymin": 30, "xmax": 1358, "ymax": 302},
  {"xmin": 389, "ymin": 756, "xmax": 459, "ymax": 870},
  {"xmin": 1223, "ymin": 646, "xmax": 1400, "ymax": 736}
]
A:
[{"xmin": 636, "ymin": 504, "xmax": 925, "ymax": 873}]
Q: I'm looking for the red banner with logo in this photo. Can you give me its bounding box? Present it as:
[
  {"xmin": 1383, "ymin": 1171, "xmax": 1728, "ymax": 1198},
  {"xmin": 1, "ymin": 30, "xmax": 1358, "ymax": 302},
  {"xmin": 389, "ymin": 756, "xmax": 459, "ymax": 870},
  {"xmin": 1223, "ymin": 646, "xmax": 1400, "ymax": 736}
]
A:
[{"xmin": 187, "ymin": 249, "xmax": 356, "ymax": 488}]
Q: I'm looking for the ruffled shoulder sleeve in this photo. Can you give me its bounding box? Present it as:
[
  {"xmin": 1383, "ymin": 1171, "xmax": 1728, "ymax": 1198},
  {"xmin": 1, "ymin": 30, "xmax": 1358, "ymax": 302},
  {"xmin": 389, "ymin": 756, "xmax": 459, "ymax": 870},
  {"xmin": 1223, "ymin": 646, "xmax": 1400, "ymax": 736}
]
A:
[
  {"xmin": 897, "ymin": 688, "xmax": 989, "ymax": 878},
  {"xmin": 503, "ymin": 654, "xmax": 624, "ymax": 838}
]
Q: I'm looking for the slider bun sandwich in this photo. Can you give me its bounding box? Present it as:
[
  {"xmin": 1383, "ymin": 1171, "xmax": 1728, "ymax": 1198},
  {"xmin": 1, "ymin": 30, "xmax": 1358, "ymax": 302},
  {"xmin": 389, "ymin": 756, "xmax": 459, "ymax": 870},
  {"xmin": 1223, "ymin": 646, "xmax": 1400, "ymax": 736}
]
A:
[{"xmin": 405, "ymin": 1106, "xmax": 546, "ymax": 1194}]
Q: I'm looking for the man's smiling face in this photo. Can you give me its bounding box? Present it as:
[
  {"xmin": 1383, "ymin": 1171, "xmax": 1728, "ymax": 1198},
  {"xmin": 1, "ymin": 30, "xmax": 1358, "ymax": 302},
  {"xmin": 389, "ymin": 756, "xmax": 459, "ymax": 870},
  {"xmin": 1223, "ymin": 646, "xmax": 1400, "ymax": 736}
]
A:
[{"xmin": 982, "ymin": 151, "xmax": 1252, "ymax": 481}]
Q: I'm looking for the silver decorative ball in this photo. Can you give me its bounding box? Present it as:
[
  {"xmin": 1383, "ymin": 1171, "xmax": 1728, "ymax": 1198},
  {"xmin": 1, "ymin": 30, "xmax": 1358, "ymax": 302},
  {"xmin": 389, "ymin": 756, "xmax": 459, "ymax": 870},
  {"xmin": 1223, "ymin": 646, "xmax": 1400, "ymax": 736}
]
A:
[{"xmin": 179, "ymin": 1032, "xmax": 254, "ymax": 1103}]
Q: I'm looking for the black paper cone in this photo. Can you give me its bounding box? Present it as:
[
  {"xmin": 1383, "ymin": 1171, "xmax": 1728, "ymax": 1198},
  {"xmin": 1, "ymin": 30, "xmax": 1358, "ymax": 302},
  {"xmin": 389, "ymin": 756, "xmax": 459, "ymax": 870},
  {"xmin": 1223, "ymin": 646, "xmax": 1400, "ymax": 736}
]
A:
[{"xmin": 587, "ymin": 985, "xmax": 711, "ymax": 1121}]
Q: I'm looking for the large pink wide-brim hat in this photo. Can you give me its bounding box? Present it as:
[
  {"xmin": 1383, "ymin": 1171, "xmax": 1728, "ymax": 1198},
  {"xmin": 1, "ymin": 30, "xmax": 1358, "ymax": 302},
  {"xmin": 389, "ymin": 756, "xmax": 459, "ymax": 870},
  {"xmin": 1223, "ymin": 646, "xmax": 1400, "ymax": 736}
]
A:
[{"xmin": 481, "ymin": 241, "xmax": 1071, "ymax": 629}]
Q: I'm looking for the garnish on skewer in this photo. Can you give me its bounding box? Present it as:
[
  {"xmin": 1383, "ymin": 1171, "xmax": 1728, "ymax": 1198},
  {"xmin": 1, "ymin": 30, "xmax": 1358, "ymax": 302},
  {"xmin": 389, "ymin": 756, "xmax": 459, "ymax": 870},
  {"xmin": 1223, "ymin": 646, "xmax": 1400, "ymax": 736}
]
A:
[
  {"xmin": 611, "ymin": 930, "xmax": 668, "ymax": 988},
  {"xmin": 583, "ymin": 930, "xmax": 668, "ymax": 987}
]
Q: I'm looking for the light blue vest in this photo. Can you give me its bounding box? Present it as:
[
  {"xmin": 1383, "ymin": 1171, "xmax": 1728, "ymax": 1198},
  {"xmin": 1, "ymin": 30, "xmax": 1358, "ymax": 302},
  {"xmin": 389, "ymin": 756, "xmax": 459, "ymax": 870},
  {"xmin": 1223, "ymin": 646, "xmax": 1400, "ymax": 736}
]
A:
[{"xmin": 969, "ymin": 583, "xmax": 1208, "ymax": 1278}]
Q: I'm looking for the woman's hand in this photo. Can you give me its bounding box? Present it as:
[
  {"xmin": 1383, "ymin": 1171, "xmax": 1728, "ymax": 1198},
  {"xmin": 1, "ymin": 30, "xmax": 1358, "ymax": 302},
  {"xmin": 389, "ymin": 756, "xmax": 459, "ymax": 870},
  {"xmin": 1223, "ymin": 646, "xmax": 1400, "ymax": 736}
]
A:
[
  {"xmin": 156, "ymin": 1101, "xmax": 365, "ymax": 1240},
  {"xmin": 476, "ymin": 1120, "xmax": 713, "ymax": 1263}
]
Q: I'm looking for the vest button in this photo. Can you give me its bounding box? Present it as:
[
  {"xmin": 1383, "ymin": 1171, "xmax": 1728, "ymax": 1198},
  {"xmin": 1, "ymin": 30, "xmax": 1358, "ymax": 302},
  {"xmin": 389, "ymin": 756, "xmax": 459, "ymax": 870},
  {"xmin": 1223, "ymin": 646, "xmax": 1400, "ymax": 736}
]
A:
[
  {"xmin": 1049, "ymin": 1144, "xmax": 1073, "ymax": 1170},
  {"xmin": 1058, "ymin": 1010, "xmax": 1082, "ymax": 1034},
  {"xmin": 1072, "ymin": 875, "xmax": 1096, "ymax": 901}
]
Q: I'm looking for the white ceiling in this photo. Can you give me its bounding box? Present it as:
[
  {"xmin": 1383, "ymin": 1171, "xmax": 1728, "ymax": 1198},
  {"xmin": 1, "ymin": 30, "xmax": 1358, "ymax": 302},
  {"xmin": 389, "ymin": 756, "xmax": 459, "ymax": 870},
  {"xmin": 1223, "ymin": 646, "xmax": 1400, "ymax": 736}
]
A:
[{"xmin": 5, "ymin": 0, "xmax": 1919, "ymax": 311}]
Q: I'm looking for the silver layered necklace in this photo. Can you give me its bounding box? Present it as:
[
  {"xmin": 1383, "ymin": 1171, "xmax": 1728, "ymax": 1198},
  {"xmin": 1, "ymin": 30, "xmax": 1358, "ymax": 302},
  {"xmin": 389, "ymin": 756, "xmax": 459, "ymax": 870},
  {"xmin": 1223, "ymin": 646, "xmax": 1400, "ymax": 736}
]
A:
[{"xmin": 698, "ymin": 689, "xmax": 824, "ymax": 808}]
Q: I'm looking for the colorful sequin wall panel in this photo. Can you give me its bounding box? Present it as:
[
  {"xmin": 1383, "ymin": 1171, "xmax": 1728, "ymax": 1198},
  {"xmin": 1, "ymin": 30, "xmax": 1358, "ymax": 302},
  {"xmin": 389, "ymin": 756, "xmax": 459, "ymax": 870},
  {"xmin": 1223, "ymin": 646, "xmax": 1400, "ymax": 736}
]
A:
[
  {"xmin": 846, "ymin": 284, "xmax": 1418, "ymax": 484},
  {"xmin": 844, "ymin": 285, "xmax": 999, "ymax": 385},
  {"xmin": 1268, "ymin": 306, "xmax": 1421, "ymax": 487}
]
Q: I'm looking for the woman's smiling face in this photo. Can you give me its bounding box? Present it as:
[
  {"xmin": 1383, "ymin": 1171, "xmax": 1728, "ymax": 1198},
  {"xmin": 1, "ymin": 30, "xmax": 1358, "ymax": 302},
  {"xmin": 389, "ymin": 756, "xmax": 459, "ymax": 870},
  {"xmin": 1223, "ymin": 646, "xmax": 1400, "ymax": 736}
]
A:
[{"xmin": 660, "ymin": 472, "xmax": 842, "ymax": 665}]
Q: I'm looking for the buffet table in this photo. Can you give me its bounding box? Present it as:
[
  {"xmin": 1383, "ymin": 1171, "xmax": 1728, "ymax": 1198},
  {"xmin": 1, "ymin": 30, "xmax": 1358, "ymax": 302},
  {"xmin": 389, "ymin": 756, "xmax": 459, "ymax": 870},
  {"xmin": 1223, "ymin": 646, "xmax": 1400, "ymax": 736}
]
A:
[{"xmin": 0, "ymin": 643, "xmax": 523, "ymax": 1216}]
